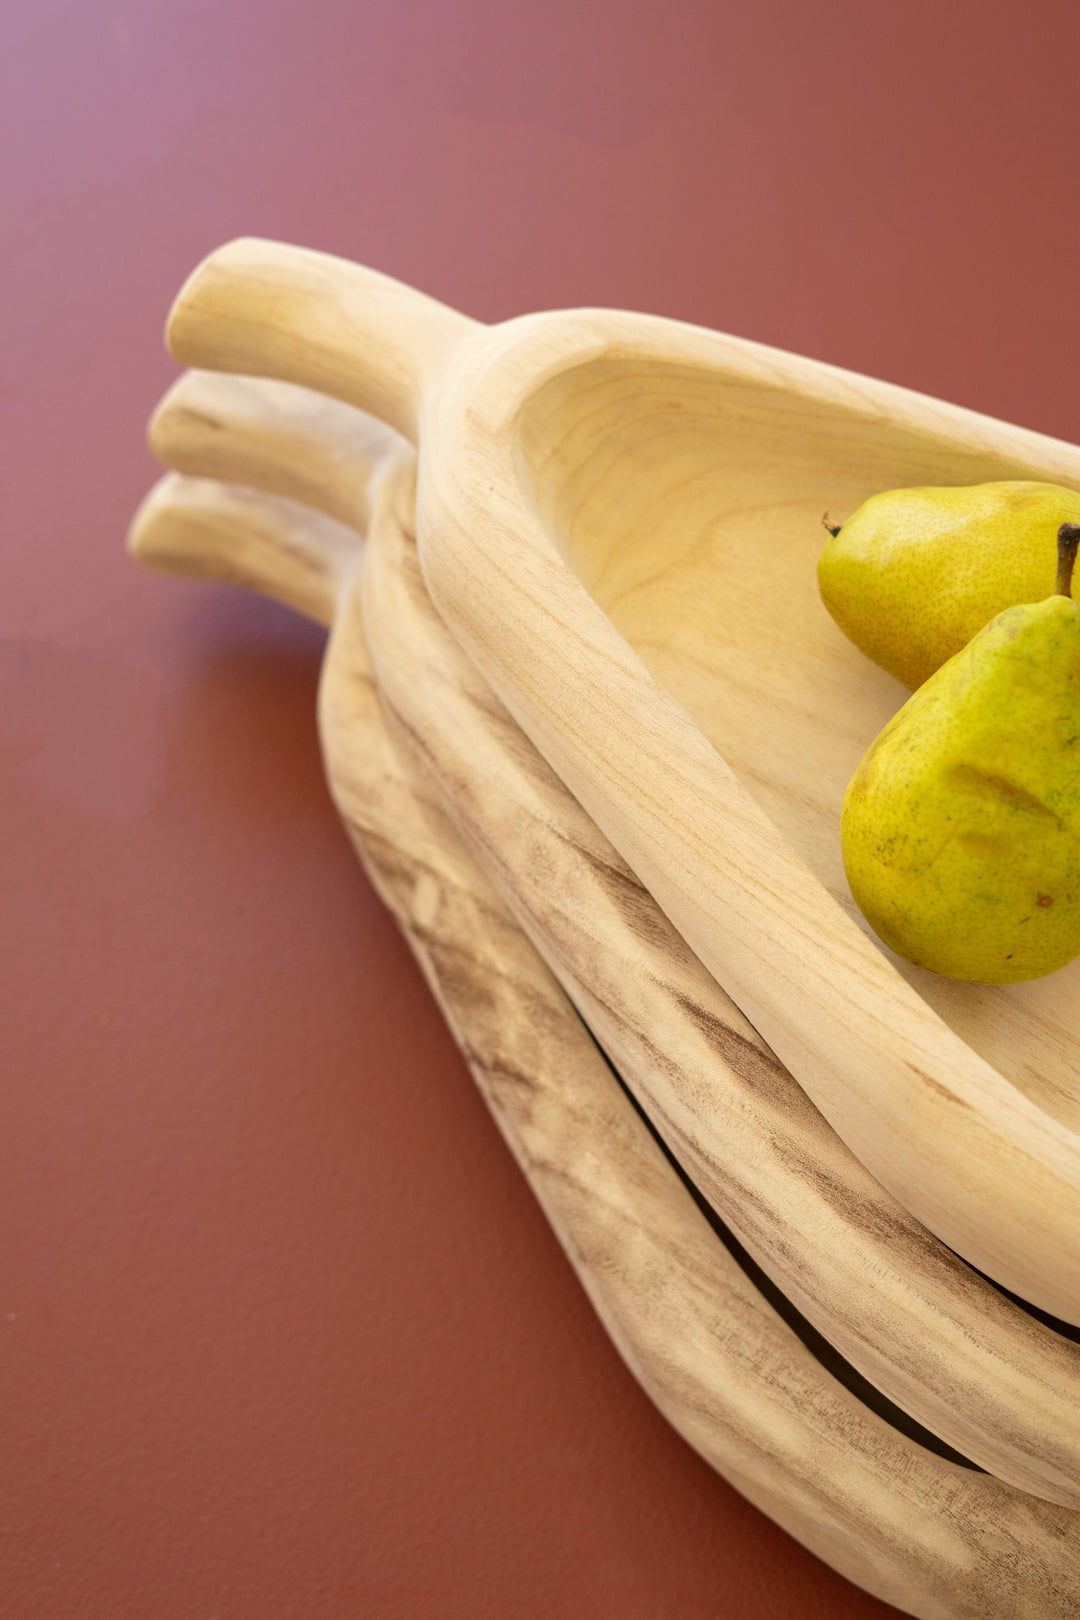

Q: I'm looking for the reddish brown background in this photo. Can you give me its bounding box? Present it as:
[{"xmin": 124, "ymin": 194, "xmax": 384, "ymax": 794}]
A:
[{"xmin": 4, "ymin": 3, "xmax": 1080, "ymax": 1615}]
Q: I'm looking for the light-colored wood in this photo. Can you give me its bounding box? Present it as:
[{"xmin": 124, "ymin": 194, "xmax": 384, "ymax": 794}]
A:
[
  {"xmin": 165, "ymin": 242, "xmax": 473, "ymax": 444},
  {"xmin": 129, "ymin": 464, "xmax": 1080, "ymax": 1620},
  {"xmin": 149, "ymin": 369, "xmax": 403, "ymax": 534},
  {"xmin": 129, "ymin": 467, "xmax": 358, "ymax": 627},
  {"xmin": 135, "ymin": 370, "xmax": 1080, "ymax": 1510},
  {"xmin": 165, "ymin": 239, "xmax": 1080, "ymax": 1324}
]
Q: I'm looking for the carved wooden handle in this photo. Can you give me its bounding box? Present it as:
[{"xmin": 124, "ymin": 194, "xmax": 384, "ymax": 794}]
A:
[{"xmin": 166, "ymin": 237, "xmax": 476, "ymax": 442}]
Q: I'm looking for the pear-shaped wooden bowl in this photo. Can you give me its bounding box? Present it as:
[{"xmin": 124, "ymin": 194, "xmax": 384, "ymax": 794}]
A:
[
  {"xmin": 165, "ymin": 239, "xmax": 1080, "ymax": 1328},
  {"xmin": 129, "ymin": 458, "xmax": 1080, "ymax": 1620},
  {"xmin": 136, "ymin": 371, "xmax": 1080, "ymax": 1514}
]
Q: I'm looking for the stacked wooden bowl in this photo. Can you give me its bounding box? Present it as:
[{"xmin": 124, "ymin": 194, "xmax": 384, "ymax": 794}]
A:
[{"xmin": 129, "ymin": 240, "xmax": 1080, "ymax": 1618}]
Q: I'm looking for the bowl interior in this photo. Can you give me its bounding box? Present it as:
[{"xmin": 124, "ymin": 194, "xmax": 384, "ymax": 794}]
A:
[{"xmin": 516, "ymin": 353, "xmax": 1080, "ymax": 1131}]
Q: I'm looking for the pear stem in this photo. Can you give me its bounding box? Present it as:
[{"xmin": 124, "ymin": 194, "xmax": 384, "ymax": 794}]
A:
[
  {"xmin": 821, "ymin": 511, "xmax": 842, "ymax": 538},
  {"xmin": 1056, "ymin": 522, "xmax": 1080, "ymax": 598}
]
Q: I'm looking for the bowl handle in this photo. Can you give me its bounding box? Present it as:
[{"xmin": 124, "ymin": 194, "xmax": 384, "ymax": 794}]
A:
[{"xmin": 165, "ymin": 237, "xmax": 476, "ymax": 444}]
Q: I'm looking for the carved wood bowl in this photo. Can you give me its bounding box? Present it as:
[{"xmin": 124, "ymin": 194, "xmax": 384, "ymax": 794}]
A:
[
  {"xmin": 129, "ymin": 388, "xmax": 1080, "ymax": 1616},
  {"xmin": 163, "ymin": 238, "xmax": 1080, "ymax": 1333}
]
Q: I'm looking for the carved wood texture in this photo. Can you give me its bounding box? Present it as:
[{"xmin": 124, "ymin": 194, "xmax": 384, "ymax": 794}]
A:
[{"xmin": 130, "ymin": 460, "xmax": 1080, "ymax": 1619}]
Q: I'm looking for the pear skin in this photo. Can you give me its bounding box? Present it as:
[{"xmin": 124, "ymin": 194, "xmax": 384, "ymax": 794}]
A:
[
  {"xmin": 841, "ymin": 531, "xmax": 1080, "ymax": 983},
  {"xmin": 819, "ymin": 481, "xmax": 1080, "ymax": 689}
]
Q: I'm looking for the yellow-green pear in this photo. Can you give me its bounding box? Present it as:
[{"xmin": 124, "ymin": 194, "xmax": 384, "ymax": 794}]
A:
[
  {"xmin": 819, "ymin": 481, "xmax": 1080, "ymax": 689},
  {"xmin": 841, "ymin": 523, "xmax": 1080, "ymax": 984}
]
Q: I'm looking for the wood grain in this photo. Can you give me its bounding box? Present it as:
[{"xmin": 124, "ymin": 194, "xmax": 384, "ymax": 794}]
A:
[
  {"xmin": 136, "ymin": 369, "xmax": 1080, "ymax": 1512},
  {"xmin": 149, "ymin": 369, "xmax": 403, "ymax": 534},
  {"xmin": 164, "ymin": 238, "xmax": 1080, "ymax": 1325},
  {"xmin": 129, "ymin": 464, "xmax": 1080, "ymax": 1620}
]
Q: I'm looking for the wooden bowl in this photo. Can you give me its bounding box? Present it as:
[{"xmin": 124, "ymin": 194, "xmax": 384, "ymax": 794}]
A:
[
  {"xmin": 137, "ymin": 371, "xmax": 1080, "ymax": 1514},
  {"xmin": 128, "ymin": 455, "xmax": 1080, "ymax": 1620},
  {"xmin": 165, "ymin": 239, "xmax": 1080, "ymax": 1327}
]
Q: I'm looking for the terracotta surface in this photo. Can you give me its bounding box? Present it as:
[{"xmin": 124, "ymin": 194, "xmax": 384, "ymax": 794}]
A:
[{"xmin": 5, "ymin": 3, "xmax": 1080, "ymax": 1616}]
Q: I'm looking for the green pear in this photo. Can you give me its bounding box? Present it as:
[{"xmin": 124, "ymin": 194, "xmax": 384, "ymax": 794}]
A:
[
  {"xmin": 819, "ymin": 481, "xmax": 1080, "ymax": 689},
  {"xmin": 841, "ymin": 523, "xmax": 1080, "ymax": 984}
]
